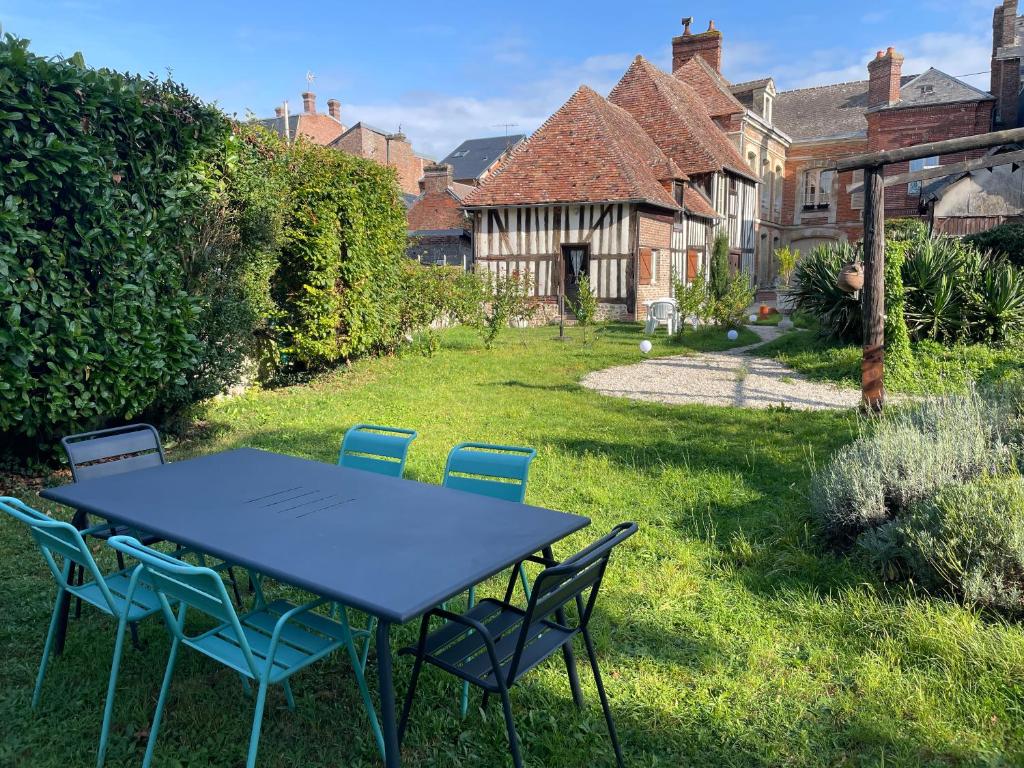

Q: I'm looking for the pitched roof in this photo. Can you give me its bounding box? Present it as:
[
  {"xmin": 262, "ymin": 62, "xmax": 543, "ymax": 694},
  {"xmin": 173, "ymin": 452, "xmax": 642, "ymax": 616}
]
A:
[
  {"xmin": 682, "ymin": 185, "xmax": 720, "ymax": 219},
  {"xmin": 775, "ymin": 69, "xmax": 992, "ymax": 142},
  {"xmin": 672, "ymin": 56, "xmax": 746, "ymax": 119},
  {"xmin": 463, "ymin": 86, "xmax": 683, "ymax": 210},
  {"xmin": 440, "ymin": 135, "xmax": 526, "ymax": 182},
  {"xmin": 609, "ymin": 56, "xmax": 757, "ymax": 182},
  {"xmin": 255, "ymin": 113, "xmax": 345, "ymax": 146}
]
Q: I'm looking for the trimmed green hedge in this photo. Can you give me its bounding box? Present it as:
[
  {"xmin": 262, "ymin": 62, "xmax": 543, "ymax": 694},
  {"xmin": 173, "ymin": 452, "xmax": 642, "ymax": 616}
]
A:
[{"xmin": 0, "ymin": 35, "xmax": 228, "ymax": 457}]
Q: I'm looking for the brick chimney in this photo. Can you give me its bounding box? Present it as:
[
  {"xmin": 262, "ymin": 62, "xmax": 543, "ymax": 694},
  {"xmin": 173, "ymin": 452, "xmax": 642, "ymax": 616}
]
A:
[
  {"xmin": 672, "ymin": 18, "xmax": 723, "ymax": 73},
  {"xmin": 867, "ymin": 47, "xmax": 904, "ymax": 109},
  {"xmin": 302, "ymin": 91, "xmax": 316, "ymax": 114},
  {"xmin": 422, "ymin": 163, "xmax": 453, "ymax": 195},
  {"xmin": 327, "ymin": 98, "xmax": 341, "ymax": 121},
  {"xmin": 992, "ymin": 1, "xmax": 1021, "ymax": 128}
]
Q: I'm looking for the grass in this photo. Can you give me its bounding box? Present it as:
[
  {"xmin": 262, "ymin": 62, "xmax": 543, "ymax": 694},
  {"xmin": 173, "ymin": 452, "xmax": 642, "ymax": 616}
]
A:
[
  {"xmin": 754, "ymin": 328, "xmax": 1024, "ymax": 395},
  {"xmin": 2, "ymin": 322, "xmax": 1024, "ymax": 767}
]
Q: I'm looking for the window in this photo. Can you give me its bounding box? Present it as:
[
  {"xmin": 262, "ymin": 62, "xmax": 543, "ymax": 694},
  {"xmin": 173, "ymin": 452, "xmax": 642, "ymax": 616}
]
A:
[
  {"xmin": 451, "ymin": 149, "xmax": 470, "ymax": 158},
  {"xmin": 773, "ymin": 165, "xmax": 784, "ymax": 219},
  {"xmin": 802, "ymin": 169, "xmax": 833, "ymax": 210},
  {"xmin": 908, "ymin": 156, "xmax": 939, "ymax": 196},
  {"xmin": 760, "ymin": 168, "xmax": 771, "ymax": 216},
  {"xmin": 763, "ymin": 94, "xmax": 773, "ymax": 123}
]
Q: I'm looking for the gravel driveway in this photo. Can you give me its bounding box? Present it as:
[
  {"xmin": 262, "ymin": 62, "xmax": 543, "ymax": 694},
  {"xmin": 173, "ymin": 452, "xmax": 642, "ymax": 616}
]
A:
[{"xmin": 581, "ymin": 326, "xmax": 863, "ymax": 410}]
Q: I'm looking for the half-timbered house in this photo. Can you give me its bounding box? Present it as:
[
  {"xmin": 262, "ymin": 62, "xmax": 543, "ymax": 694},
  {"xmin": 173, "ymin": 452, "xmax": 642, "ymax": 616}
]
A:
[
  {"xmin": 608, "ymin": 56, "xmax": 760, "ymax": 280},
  {"xmin": 462, "ymin": 86, "xmax": 719, "ymax": 321}
]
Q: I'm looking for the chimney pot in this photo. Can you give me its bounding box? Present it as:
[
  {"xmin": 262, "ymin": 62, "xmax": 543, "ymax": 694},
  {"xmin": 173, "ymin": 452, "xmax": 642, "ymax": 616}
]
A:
[
  {"xmin": 708, "ymin": 19, "xmax": 715, "ymax": 31},
  {"xmin": 302, "ymin": 91, "xmax": 316, "ymax": 114},
  {"xmin": 672, "ymin": 17, "xmax": 724, "ymax": 73},
  {"xmin": 327, "ymin": 98, "xmax": 341, "ymax": 121},
  {"xmin": 682, "ymin": 16, "xmax": 692, "ymax": 35}
]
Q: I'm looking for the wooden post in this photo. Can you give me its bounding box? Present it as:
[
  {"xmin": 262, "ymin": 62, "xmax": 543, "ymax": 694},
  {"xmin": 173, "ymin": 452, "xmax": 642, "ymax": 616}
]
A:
[{"xmin": 861, "ymin": 165, "xmax": 885, "ymax": 412}]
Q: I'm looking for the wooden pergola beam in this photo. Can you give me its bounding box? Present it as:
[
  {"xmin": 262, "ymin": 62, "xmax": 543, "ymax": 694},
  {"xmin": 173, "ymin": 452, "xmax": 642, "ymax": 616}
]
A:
[
  {"xmin": 845, "ymin": 148, "xmax": 1024, "ymax": 194},
  {"xmin": 832, "ymin": 127, "xmax": 1024, "ymax": 172}
]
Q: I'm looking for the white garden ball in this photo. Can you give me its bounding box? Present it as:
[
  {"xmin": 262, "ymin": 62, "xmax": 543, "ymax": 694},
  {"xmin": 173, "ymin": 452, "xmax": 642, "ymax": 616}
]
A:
[
  {"xmin": 749, "ymin": 314, "xmax": 758, "ymax": 323},
  {"xmin": 639, "ymin": 340, "xmax": 653, "ymax": 354},
  {"xmin": 727, "ymin": 329, "xmax": 739, "ymax": 341}
]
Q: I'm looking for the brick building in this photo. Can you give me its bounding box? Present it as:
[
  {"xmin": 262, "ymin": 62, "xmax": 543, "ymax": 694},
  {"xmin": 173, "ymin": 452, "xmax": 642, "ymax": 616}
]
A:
[
  {"xmin": 257, "ymin": 91, "xmax": 345, "ymax": 145},
  {"xmin": 330, "ymin": 123, "xmax": 432, "ymax": 196},
  {"xmin": 406, "ymin": 164, "xmax": 474, "ymax": 268}
]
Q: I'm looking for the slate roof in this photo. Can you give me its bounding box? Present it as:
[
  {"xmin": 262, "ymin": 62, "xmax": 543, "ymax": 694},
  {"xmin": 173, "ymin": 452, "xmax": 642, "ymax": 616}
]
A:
[
  {"xmin": 775, "ymin": 68, "xmax": 992, "ymax": 142},
  {"xmin": 609, "ymin": 56, "xmax": 757, "ymax": 182},
  {"xmin": 672, "ymin": 56, "xmax": 746, "ymax": 119},
  {"xmin": 462, "ymin": 86, "xmax": 683, "ymax": 210},
  {"xmin": 440, "ymin": 135, "xmax": 526, "ymax": 182}
]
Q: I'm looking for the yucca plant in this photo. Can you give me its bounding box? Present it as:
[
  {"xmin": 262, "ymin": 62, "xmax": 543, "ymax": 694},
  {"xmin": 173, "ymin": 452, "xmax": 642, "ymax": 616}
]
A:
[
  {"xmin": 902, "ymin": 237, "xmax": 970, "ymax": 342},
  {"xmin": 970, "ymin": 262, "xmax": 1024, "ymax": 342},
  {"xmin": 790, "ymin": 242, "xmax": 864, "ymax": 342}
]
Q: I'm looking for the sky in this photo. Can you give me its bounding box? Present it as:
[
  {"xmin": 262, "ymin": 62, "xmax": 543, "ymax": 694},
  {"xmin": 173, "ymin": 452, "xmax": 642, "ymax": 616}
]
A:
[{"xmin": 0, "ymin": 0, "xmax": 1000, "ymax": 159}]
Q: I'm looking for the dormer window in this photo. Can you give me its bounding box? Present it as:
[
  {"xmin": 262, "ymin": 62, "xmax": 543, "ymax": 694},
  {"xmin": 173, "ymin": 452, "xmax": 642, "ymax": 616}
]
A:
[{"xmin": 919, "ymin": 84, "xmax": 935, "ymax": 96}]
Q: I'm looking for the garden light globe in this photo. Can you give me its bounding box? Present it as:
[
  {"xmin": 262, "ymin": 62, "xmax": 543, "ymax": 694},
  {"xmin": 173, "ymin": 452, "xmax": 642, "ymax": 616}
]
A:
[
  {"xmin": 639, "ymin": 340, "xmax": 652, "ymax": 354},
  {"xmin": 749, "ymin": 314, "xmax": 758, "ymax": 323},
  {"xmin": 727, "ymin": 329, "xmax": 739, "ymax": 341}
]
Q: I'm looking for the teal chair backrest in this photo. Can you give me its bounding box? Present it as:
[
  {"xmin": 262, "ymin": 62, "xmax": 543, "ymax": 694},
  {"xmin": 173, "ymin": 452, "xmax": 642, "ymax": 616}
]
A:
[
  {"xmin": 442, "ymin": 443, "xmax": 537, "ymax": 503},
  {"xmin": 107, "ymin": 535, "xmax": 262, "ymax": 675},
  {"xmin": 0, "ymin": 496, "xmax": 120, "ymax": 614},
  {"xmin": 338, "ymin": 424, "xmax": 417, "ymax": 478}
]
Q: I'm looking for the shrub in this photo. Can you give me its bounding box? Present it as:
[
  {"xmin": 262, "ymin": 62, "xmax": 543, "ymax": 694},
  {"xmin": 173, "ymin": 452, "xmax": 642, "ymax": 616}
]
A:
[
  {"xmin": 709, "ymin": 231, "xmax": 731, "ymax": 299},
  {"xmin": 965, "ymin": 222, "xmax": 1024, "ymax": 268},
  {"xmin": 775, "ymin": 245, "xmax": 799, "ymax": 287},
  {"xmin": 886, "ymin": 217, "xmax": 928, "ymax": 242},
  {"xmin": 711, "ymin": 271, "xmax": 755, "ymax": 329},
  {"xmin": 0, "ymin": 34, "xmax": 228, "ymax": 458},
  {"xmin": 790, "ymin": 242, "xmax": 863, "ymax": 342},
  {"xmin": 481, "ymin": 268, "xmax": 535, "ymax": 348},
  {"xmin": 397, "ymin": 262, "xmax": 485, "ymax": 338},
  {"xmin": 879, "ymin": 478, "xmax": 1024, "ymax": 612},
  {"xmin": 811, "ymin": 388, "xmax": 1014, "ymax": 541},
  {"xmin": 883, "ymin": 239, "xmax": 913, "ymax": 385},
  {"xmin": 673, "ymin": 272, "xmax": 712, "ymax": 330},
  {"xmin": 572, "ymin": 274, "xmax": 598, "ymax": 343}
]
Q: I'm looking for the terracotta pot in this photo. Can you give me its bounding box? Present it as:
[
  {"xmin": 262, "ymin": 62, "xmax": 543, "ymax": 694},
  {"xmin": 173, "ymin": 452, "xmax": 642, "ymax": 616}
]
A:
[
  {"xmin": 838, "ymin": 262, "xmax": 864, "ymax": 293},
  {"xmin": 758, "ymin": 304, "xmax": 771, "ymax": 318}
]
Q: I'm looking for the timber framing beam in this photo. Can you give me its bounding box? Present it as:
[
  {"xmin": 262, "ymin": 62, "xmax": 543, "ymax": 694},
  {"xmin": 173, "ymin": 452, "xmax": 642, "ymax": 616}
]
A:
[
  {"xmin": 831, "ymin": 127, "xmax": 1024, "ymax": 172},
  {"xmin": 845, "ymin": 148, "xmax": 1024, "ymax": 194}
]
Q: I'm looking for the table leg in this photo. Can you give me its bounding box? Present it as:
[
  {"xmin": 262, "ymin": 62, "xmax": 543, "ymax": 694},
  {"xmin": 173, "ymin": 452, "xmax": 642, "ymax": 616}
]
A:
[
  {"xmin": 54, "ymin": 509, "xmax": 89, "ymax": 655},
  {"xmin": 544, "ymin": 545, "xmax": 584, "ymax": 708},
  {"xmin": 376, "ymin": 619, "xmax": 401, "ymax": 768}
]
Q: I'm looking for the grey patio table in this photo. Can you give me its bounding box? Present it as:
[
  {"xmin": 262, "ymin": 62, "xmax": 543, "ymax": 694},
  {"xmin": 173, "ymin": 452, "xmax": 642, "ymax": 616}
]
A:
[{"xmin": 41, "ymin": 447, "xmax": 590, "ymax": 767}]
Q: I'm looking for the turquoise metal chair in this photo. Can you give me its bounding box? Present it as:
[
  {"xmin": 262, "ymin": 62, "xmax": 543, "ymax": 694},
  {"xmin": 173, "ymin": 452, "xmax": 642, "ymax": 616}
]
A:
[
  {"xmin": 0, "ymin": 497, "xmax": 166, "ymax": 768},
  {"xmin": 107, "ymin": 535, "xmax": 385, "ymax": 768},
  {"xmin": 338, "ymin": 423, "xmax": 417, "ymax": 478},
  {"xmin": 442, "ymin": 442, "xmax": 537, "ymax": 716}
]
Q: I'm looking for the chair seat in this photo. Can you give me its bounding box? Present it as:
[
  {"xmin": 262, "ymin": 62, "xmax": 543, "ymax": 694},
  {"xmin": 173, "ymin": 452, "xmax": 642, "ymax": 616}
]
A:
[
  {"xmin": 402, "ymin": 599, "xmax": 575, "ymax": 692},
  {"xmin": 69, "ymin": 568, "xmax": 165, "ymax": 622},
  {"xmin": 186, "ymin": 600, "xmax": 348, "ymax": 683}
]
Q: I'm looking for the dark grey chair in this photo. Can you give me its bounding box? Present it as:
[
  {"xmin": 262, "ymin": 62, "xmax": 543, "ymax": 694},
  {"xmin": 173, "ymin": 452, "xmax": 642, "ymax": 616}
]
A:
[{"xmin": 399, "ymin": 522, "xmax": 638, "ymax": 768}]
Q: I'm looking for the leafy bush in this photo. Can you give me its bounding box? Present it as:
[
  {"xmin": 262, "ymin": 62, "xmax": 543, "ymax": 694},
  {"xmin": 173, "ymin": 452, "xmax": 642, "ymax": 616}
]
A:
[
  {"xmin": 0, "ymin": 34, "xmax": 229, "ymax": 458},
  {"xmin": 890, "ymin": 478, "xmax": 1024, "ymax": 611},
  {"xmin": 481, "ymin": 269, "xmax": 535, "ymax": 348},
  {"xmin": 774, "ymin": 245, "xmax": 799, "ymax": 287},
  {"xmin": 965, "ymin": 222, "xmax": 1024, "ymax": 268},
  {"xmin": 811, "ymin": 388, "xmax": 1014, "ymax": 541},
  {"xmin": 709, "ymin": 231, "xmax": 731, "ymax": 299},
  {"xmin": 711, "ymin": 271, "xmax": 755, "ymax": 329},
  {"xmin": 572, "ymin": 274, "xmax": 598, "ymax": 343},
  {"xmin": 397, "ymin": 262, "xmax": 484, "ymax": 338},
  {"xmin": 886, "ymin": 217, "xmax": 928, "ymax": 242},
  {"xmin": 673, "ymin": 272, "xmax": 712, "ymax": 329},
  {"xmin": 272, "ymin": 139, "xmax": 407, "ymax": 369}
]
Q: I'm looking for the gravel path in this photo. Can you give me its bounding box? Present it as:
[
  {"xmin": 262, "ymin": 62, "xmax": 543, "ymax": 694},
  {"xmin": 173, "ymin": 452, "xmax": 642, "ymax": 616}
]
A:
[{"xmin": 581, "ymin": 326, "xmax": 863, "ymax": 411}]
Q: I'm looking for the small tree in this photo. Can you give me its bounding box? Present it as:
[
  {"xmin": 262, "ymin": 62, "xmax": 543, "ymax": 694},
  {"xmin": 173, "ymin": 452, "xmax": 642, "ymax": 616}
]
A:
[
  {"xmin": 710, "ymin": 231, "xmax": 731, "ymax": 299},
  {"xmin": 673, "ymin": 272, "xmax": 711, "ymax": 333},
  {"xmin": 482, "ymin": 268, "xmax": 535, "ymax": 348},
  {"xmin": 572, "ymin": 274, "xmax": 598, "ymax": 343},
  {"xmin": 774, "ymin": 245, "xmax": 799, "ymax": 288}
]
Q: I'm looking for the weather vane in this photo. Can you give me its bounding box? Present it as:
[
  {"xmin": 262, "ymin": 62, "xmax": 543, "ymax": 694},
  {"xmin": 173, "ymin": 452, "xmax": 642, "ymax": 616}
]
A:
[{"xmin": 306, "ymin": 70, "xmax": 315, "ymax": 89}]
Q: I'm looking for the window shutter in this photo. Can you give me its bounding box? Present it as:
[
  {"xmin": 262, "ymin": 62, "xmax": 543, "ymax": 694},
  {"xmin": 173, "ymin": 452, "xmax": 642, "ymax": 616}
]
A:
[
  {"xmin": 638, "ymin": 247, "xmax": 653, "ymax": 285},
  {"xmin": 686, "ymin": 249, "xmax": 699, "ymax": 281}
]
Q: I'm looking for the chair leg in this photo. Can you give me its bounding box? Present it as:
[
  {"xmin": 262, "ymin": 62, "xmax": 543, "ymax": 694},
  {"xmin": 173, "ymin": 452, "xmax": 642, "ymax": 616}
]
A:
[
  {"xmin": 227, "ymin": 567, "xmax": 244, "ymax": 608},
  {"xmin": 75, "ymin": 564, "xmax": 84, "ymax": 619},
  {"xmin": 283, "ymin": 680, "xmax": 296, "ymax": 712},
  {"xmin": 497, "ymin": 684, "xmax": 523, "ymax": 768},
  {"xmin": 142, "ymin": 636, "xmax": 181, "ymax": 768},
  {"xmin": 517, "ymin": 563, "xmax": 531, "ymax": 600},
  {"xmin": 339, "ymin": 609, "xmax": 385, "ymax": 757},
  {"xmin": 97, "ymin": 614, "xmax": 130, "ymax": 768},
  {"xmin": 245, "ymin": 678, "xmax": 270, "ymax": 768},
  {"xmin": 460, "ymin": 587, "xmax": 476, "ymax": 719},
  {"xmin": 582, "ymin": 628, "xmax": 624, "ymax": 768},
  {"xmin": 33, "ymin": 587, "xmax": 66, "ymax": 709},
  {"xmin": 398, "ymin": 617, "xmax": 431, "ymax": 745},
  {"xmin": 128, "ymin": 620, "xmax": 141, "ymax": 651},
  {"xmin": 359, "ymin": 615, "xmax": 376, "ymax": 672}
]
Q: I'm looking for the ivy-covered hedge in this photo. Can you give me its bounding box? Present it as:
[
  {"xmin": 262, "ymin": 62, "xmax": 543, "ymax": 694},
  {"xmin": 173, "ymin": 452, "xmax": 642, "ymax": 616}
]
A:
[{"xmin": 0, "ymin": 35, "xmax": 229, "ymax": 457}]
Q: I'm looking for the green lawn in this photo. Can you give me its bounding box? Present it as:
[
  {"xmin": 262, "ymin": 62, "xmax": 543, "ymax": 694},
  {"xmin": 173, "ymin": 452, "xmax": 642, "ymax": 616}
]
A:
[
  {"xmin": 753, "ymin": 328, "xmax": 1024, "ymax": 395},
  {"xmin": 2, "ymin": 323, "xmax": 1023, "ymax": 767}
]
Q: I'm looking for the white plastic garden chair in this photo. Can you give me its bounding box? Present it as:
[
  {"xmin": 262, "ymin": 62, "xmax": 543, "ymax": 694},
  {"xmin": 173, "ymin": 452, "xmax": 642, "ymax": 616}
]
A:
[{"xmin": 644, "ymin": 299, "xmax": 677, "ymax": 334}]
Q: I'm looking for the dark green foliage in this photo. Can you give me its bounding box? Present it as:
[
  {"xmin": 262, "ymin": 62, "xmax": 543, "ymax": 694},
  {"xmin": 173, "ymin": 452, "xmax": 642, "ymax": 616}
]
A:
[
  {"xmin": 883, "ymin": 239, "xmax": 913, "ymax": 384},
  {"xmin": 885, "ymin": 217, "xmax": 928, "ymax": 242},
  {"xmin": 0, "ymin": 34, "xmax": 228, "ymax": 457},
  {"xmin": 790, "ymin": 242, "xmax": 863, "ymax": 341},
  {"xmin": 972, "ymin": 261, "xmax": 1024, "ymax": 342},
  {"xmin": 965, "ymin": 222, "xmax": 1024, "ymax": 268},
  {"xmin": 901, "ymin": 237, "xmax": 969, "ymax": 342},
  {"xmin": 709, "ymin": 231, "xmax": 731, "ymax": 299},
  {"xmin": 397, "ymin": 262, "xmax": 485, "ymax": 339}
]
